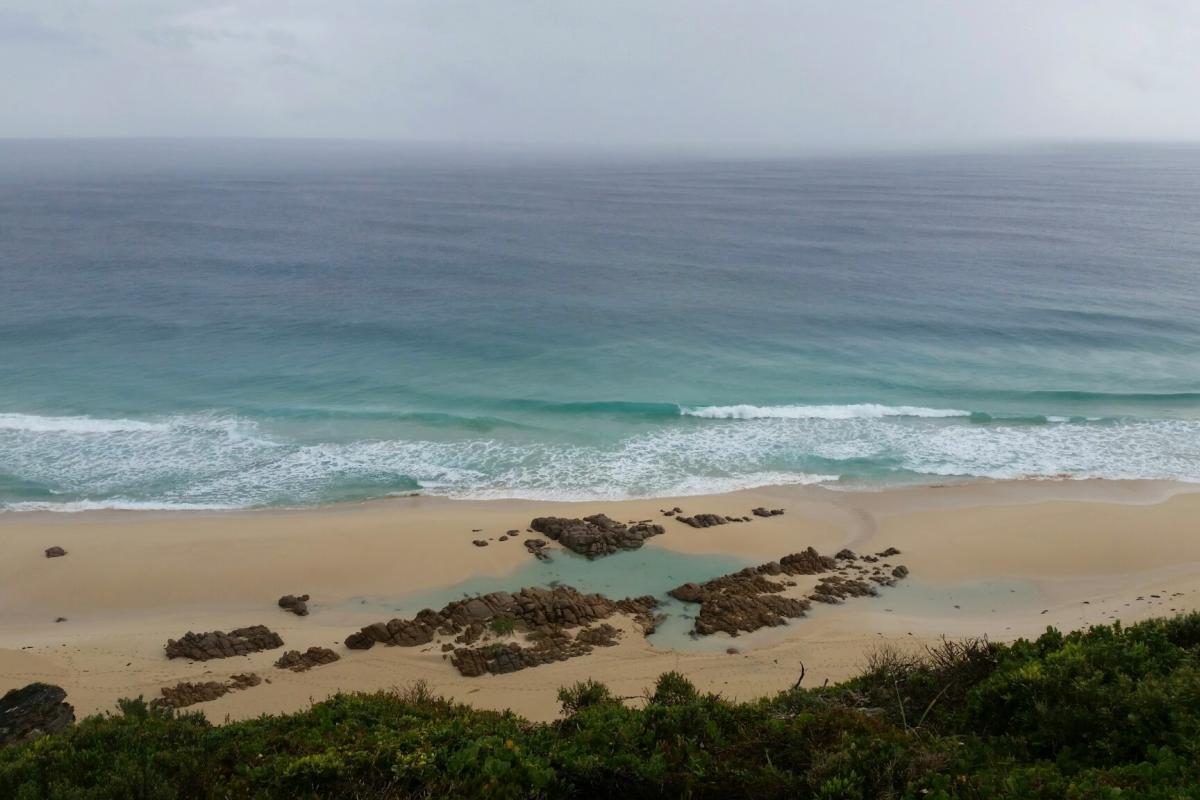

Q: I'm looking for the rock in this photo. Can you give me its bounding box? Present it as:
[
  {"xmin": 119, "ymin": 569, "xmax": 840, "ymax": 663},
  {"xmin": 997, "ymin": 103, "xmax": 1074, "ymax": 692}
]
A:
[
  {"xmin": 344, "ymin": 586, "xmax": 659, "ymax": 653},
  {"xmin": 54, "ymin": 617, "xmax": 67, "ymax": 623},
  {"xmin": 450, "ymin": 626, "xmax": 600, "ymax": 677},
  {"xmin": 892, "ymin": 565, "xmax": 909, "ymax": 579},
  {"xmin": 498, "ymin": 535, "xmax": 508, "ymax": 542},
  {"xmin": 529, "ymin": 514, "xmax": 664, "ymax": 558},
  {"xmin": 877, "ymin": 547, "xmax": 901, "ymax": 557},
  {"xmin": 751, "ymin": 507, "xmax": 785, "ymax": 518},
  {"xmin": 779, "ymin": 547, "xmax": 837, "ymax": 574},
  {"xmin": 345, "ymin": 630, "xmax": 375, "ymax": 650},
  {"xmin": 151, "ymin": 673, "xmax": 261, "ymax": 709},
  {"xmin": 810, "ymin": 575, "xmax": 878, "ymax": 602},
  {"xmin": 835, "ymin": 548, "xmax": 857, "ymax": 560},
  {"xmin": 524, "ymin": 539, "xmax": 552, "ymax": 561},
  {"xmin": 278, "ymin": 594, "xmax": 310, "ymax": 616},
  {"xmin": 575, "ymin": 623, "xmax": 620, "ymax": 647},
  {"xmin": 675, "ymin": 513, "xmax": 727, "ymax": 529},
  {"xmin": 669, "ymin": 545, "xmax": 905, "ymax": 637},
  {"xmin": 164, "ymin": 625, "xmax": 284, "ymax": 661},
  {"xmin": 0, "ymin": 683, "xmax": 74, "ymax": 746},
  {"xmin": 472, "ymin": 539, "xmax": 489, "ymax": 547},
  {"xmin": 726, "ymin": 647, "xmax": 740, "ymax": 655},
  {"xmin": 670, "ymin": 567, "xmax": 811, "ymax": 636},
  {"xmin": 274, "ymin": 647, "xmax": 340, "ymax": 672},
  {"xmin": 44, "ymin": 546, "xmax": 66, "ymax": 558}
]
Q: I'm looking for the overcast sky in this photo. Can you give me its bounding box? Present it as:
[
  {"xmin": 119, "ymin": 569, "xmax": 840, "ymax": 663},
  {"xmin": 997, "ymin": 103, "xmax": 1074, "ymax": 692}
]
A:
[{"xmin": 3, "ymin": 1, "xmax": 1200, "ymax": 152}]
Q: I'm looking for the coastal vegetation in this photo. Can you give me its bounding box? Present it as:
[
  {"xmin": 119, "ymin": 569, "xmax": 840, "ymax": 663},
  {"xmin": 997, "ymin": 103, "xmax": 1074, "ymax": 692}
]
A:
[{"xmin": 4, "ymin": 613, "xmax": 1200, "ymax": 798}]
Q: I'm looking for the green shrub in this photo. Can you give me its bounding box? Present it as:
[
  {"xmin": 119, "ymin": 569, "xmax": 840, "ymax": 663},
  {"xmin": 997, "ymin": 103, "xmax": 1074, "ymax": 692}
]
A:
[
  {"xmin": 4, "ymin": 612, "xmax": 1200, "ymax": 798},
  {"xmin": 557, "ymin": 679, "xmax": 616, "ymax": 716}
]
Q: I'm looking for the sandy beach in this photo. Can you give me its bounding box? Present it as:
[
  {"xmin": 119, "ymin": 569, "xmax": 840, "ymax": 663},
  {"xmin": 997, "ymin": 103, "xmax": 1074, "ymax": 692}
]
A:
[{"xmin": 2, "ymin": 479, "xmax": 1198, "ymax": 723}]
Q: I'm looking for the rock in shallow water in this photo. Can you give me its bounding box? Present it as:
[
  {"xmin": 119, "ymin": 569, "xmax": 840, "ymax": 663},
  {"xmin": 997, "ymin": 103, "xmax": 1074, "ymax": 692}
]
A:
[{"xmin": 669, "ymin": 546, "xmax": 907, "ymax": 636}]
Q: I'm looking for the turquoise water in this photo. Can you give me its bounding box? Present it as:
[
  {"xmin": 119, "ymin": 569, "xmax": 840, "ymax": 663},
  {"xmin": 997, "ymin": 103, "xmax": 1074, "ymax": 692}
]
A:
[{"xmin": 2, "ymin": 141, "xmax": 1199, "ymax": 510}]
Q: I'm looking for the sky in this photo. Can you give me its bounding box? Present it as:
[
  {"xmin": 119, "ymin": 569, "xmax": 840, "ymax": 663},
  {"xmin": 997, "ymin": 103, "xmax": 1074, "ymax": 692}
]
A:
[{"xmin": 3, "ymin": 1, "xmax": 1200, "ymax": 152}]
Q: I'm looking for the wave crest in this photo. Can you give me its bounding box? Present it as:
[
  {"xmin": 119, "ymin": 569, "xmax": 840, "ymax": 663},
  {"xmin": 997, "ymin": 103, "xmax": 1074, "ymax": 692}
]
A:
[{"xmin": 680, "ymin": 404, "xmax": 971, "ymax": 420}]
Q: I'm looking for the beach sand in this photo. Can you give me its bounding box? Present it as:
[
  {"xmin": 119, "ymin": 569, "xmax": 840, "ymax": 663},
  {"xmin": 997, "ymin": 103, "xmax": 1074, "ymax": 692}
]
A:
[{"xmin": 2, "ymin": 479, "xmax": 1199, "ymax": 723}]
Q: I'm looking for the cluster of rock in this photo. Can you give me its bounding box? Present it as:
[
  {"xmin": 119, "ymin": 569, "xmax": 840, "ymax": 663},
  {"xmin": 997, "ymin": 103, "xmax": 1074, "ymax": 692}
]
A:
[
  {"xmin": 529, "ymin": 514, "xmax": 664, "ymax": 558},
  {"xmin": 164, "ymin": 625, "xmax": 284, "ymax": 661},
  {"xmin": 346, "ymin": 586, "xmax": 658, "ymax": 650},
  {"xmin": 0, "ymin": 683, "xmax": 74, "ymax": 746},
  {"xmin": 676, "ymin": 513, "xmax": 745, "ymax": 528},
  {"xmin": 151, "ymin": 673, "xmax": 261, "ymax": 710},
  {"xmin": 450, "ymin": 622, "xmax": 621, "ymax": 677},
  {"xmin": 665, "ymin": 507, "xmax": 784, "ymax": 528},
  {"xmin": 343, "ymin": 585, "xmax": 657, "ymax": 677},
  {"xmin": 274, "ymin": 647, "xmax": 340, "ymax": 672},
  {"xmin": 44, "ymin": 546, "xmax": 67, "ymax": 558},
  {"xmin": 669, "ymin": 546, "xmax": 908, "ymax": 636},
  {"xmin": 751, "ymin": 507, "xmax": 785, "ymax": 517},
  {"xmin": 278, "ymin": 594, "xmax": 310, "ymax": 616}
]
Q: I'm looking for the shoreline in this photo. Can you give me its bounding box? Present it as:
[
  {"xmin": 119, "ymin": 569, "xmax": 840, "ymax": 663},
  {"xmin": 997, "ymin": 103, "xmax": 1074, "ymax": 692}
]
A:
[
  {"xmin": 3, "ymin": 478, "xmax": 1199, "ymax": 723},
  {"xmin": 4, "ymin": 473, "xmax": 1194, "ymax": 521}
]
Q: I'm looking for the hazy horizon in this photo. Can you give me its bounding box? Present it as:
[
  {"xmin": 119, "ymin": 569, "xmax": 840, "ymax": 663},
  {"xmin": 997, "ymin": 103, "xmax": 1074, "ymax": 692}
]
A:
[{"xmin": 4, "ymin": 1, "xmax": 1200, "ymax": 153}]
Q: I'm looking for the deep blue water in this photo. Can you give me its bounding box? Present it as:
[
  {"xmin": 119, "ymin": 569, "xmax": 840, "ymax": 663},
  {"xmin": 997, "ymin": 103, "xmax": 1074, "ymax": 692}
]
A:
[{"xmin": 2, "ymin": 140, "xmax": 1199, "ymax": 510}]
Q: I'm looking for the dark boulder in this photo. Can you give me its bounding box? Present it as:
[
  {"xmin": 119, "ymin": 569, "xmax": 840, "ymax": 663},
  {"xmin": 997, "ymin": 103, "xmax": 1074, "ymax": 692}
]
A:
[
  {"xmin": 278, "ymin": 594, "xmax": 310, "ymax": 616},
  {"xmin": 530, "ymin": 514, "xmax": 663, "ymax": 558},
  {"xmin": 751, "ymin": 507, "xmax": 785, "ymax": 518},
  {"xmin": 0, "ymin": 683, "xmax": 74, "ymax": 746},
  {"xmin": 274, "ymin": 647, "xmax": 340, "ymax": 672},
  {"xmin": 164, "ymin": 625, "xmax": 284, "ymax": 661},
  {"xmin": 44, "ymin": 546, "xmax": 66, "ymax": 558}
]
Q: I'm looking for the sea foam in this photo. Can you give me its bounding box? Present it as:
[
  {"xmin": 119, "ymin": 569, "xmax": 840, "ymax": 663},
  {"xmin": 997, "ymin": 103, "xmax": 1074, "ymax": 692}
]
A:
[
  {"xmin": 3, "ymin": 408, "xmax": 1200, "ymax": 511},
  {"xmin": 680, "ymin": 404, "xmax": 971, "ymax": 420}
]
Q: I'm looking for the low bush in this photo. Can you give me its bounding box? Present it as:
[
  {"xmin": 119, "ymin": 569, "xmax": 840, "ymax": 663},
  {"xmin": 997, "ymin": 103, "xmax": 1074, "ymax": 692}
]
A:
[{"xmin": 3, "ymin": 612, "xmax": 1199, "ymax": 798}]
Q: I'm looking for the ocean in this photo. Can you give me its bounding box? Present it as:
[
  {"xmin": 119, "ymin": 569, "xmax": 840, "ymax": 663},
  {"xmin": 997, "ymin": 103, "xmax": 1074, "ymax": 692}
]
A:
[{"xmin": 2, "ymin": 140, "xmax": 1199, "ymax": 511}]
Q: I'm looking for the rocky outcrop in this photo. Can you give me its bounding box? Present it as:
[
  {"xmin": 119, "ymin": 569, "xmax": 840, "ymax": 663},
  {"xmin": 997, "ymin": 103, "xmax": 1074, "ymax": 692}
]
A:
[
  {"xmin": 346, "ymin": 586, "xmax": 658, "ymax": 652},
  {"xmin": 676, "ymin": 513, "xmax": 728, "ymax": 528},
  {"xmin": 450, "ymin": 623, "xmax": 621, "ymax": 677},
  {"xmin": 529, "ymin": 514, "xmax": 664, "ymax": 558},
  {"xmin": 151, "ymin": 673, "xmax": 261, "ymax": 709},
  {"xmin": 575, "ymin": 623, "xmax": 620, "ymax": 647},
  {"xmin": 278, "ymin": 594, "xmax": 309, "ymax": 616},
  {"xmin": 165, "ymin": 625, "xmax": 284, "ymax": 661},
  {"xmin": 274, "ymin": 647, "xmax": 340, "ymax": 672},
  {"xmin": 670, "ymin": 546, "xmax": 908, "ymax": 636},
  {"xmin": 0, "ymin": 683, "xmax": 74, "ymax": 746},
  {"xmin": 670, "ymin": 568, "xmax": 812, "ymax": 636},
  {"xmin": 810, "ymin": 575, "xmax": 877, "ymax": 604},
  {"xmin": 44, "ymin": 546, "xmax": 66, "ymax": 558}
]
